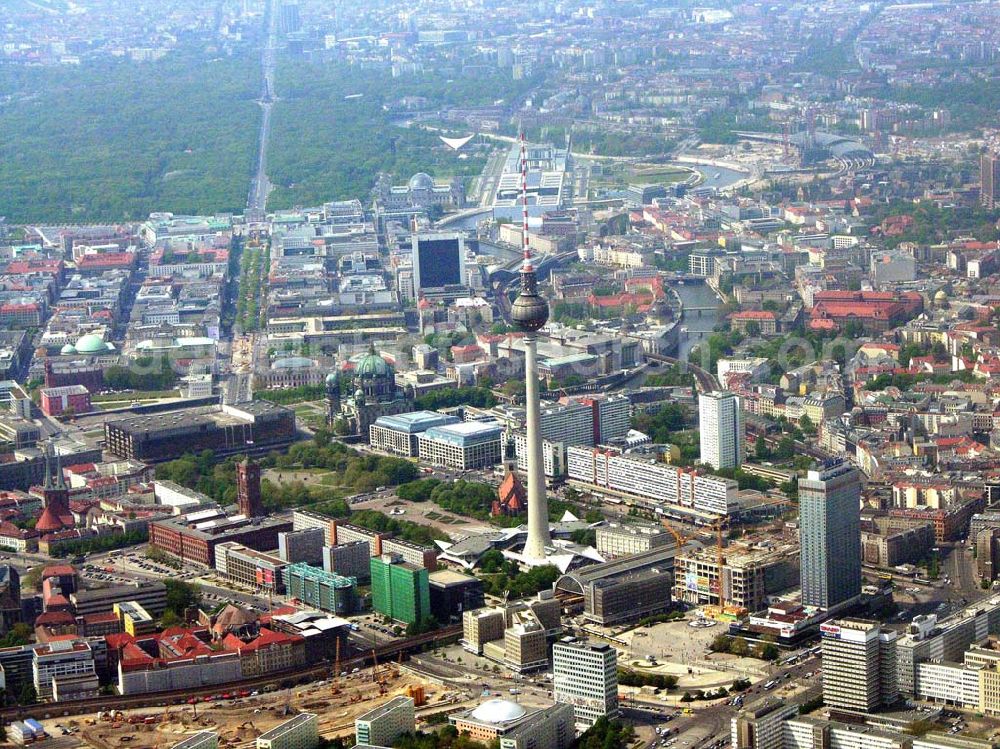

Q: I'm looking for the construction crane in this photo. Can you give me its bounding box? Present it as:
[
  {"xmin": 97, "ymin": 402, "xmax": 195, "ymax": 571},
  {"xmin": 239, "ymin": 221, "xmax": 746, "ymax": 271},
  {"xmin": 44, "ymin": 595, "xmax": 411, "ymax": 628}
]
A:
[
  {"xmin": 715, "ymin": 518, "xmax": 728, "ymax": 606},
  {"xmin": 372, "ymin": 648, "xmax": 388, "ymax": 695},
  {"xmin": 331, "ymin": 639, "xmax": 341, "ymax": 695},
  {"xmin": 658, "ymin": 517, "xmax": 689, "ymax": 550}
]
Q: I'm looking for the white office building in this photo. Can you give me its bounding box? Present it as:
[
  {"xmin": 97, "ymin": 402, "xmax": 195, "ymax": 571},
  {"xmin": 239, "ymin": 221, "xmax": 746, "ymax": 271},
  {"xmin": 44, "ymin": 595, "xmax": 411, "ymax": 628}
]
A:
[
  {"xmin": 256, "ymin": 713, "xmax": 318, "ymax": 749},
  {"xmin": 32, "ymin": 639, "xmax": 95, "ymax": 699},
  {"xmin": 172, "ymin": 733, "xmax": 220, "ymax": 749},
  {"xmin": 552, "ymin": 637, "xmax": 619, "ymax": 728},
  {"xmin": 821, "ymin": 619, "xmax": 898, "ymax": 713},
  {"xmin": 699, "ymin": 391, "xmax": 743, "ymax": 470},
  {"xmin": 914, "ymin": 660, "xmax": 981, "ymax": 708},
  {"xmin": 356, "ymin": 696, "xmax": 415, "ymax": 747},
  {"xmin": 732, "ymin": 698, "xmax": 798, "ymax": 749}
]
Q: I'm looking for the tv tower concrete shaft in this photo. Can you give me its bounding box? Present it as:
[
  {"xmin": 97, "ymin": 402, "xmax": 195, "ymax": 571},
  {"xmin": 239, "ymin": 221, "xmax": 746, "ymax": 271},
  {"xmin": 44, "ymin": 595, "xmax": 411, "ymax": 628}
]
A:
[{"xmin": 522, "ymin": 331, "xmax": 551, "ymax": 560}]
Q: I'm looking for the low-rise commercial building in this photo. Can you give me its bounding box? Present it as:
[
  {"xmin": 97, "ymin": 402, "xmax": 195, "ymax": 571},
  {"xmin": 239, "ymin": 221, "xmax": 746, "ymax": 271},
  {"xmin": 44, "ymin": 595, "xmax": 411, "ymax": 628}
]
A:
[
  {"xmin": 215, "ymin": 543, "xmax": 287, "ymax": 594},
  {"xmin": 150, "ymin": 507, "xmax": 292, "ymax": 567},
  {"xmin": 113, "ymin": 601, "xmax": 155, "ymax": 636},
  {"xmin": 429, "ymin": 569, "xmax": 484, "ymax": 623},
  {"xmin": 450, "ymin": 700, "xmax": 574, "ymax": 749},
  {"xmin": 417, "ymin": 421, "xmax": 502, "ymax": 469},
  {"xmin": 70, "ymin": 581, "xmax": 167, "ymax": 617},
  {"xmin": 104, "ymin": 402, "xmax": 296, "ymax": 463},
  {"xmin": 369, "ymin": 411, "xmax": 460, "ymax": 457},
  {"xmin": 554, "ymin": 546, "xmax": 677, "ymax": 625},
  {"xmin": 596, "ymin": 523, "xmax": 675, "ymax": 560}
]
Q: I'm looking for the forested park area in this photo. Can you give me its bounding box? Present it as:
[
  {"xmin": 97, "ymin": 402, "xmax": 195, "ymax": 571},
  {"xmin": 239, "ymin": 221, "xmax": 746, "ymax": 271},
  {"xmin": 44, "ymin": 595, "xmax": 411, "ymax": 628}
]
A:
[{"xmin": 0, "ymin": 48, "xmax": 260, "ymax": 222}]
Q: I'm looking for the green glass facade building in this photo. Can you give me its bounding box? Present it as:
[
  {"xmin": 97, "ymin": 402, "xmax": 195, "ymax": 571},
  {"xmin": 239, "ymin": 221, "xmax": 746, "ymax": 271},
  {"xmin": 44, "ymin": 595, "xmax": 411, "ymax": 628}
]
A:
[
  {"xmin": 370, "ymin": 554, "xmax": 431, "ymax": 625},
  {"xmin": 282, "ymin": 562, "xmax": 357, "ymax": 615}
]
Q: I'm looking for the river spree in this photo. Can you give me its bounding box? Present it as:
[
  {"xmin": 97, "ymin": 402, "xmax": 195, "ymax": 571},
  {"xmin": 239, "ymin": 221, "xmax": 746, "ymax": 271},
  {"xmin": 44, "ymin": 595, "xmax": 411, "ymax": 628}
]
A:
[{"xmin": 672, "ymin": 280, "xmax": 722, "ymax": 361}]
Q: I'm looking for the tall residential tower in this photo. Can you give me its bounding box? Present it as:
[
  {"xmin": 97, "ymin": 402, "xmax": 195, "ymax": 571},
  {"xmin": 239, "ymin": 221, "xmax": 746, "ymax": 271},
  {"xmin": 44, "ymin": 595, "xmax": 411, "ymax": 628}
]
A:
[
  {"xmin": 799, "ymin": 460, "xmax": 862, "ymax": 610},
  {"xmin": 699, "ymin": 391, "xmax": 743, "ymax": 470}
]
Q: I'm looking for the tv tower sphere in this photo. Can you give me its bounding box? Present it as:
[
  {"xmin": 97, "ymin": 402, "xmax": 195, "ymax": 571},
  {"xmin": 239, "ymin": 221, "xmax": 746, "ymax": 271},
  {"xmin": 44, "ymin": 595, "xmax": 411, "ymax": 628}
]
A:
[{"xmin": 511, "ymin": 272, "xmax": 549, "ymax": 332}]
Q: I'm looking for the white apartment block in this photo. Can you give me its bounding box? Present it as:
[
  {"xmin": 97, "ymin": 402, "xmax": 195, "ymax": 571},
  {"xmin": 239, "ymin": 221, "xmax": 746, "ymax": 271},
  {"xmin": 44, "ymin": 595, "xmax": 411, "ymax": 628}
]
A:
[
  {"xmin": 356, "ymin": 696, "xmax": 416, "ymax": 747},
  {"xmin": 699, "ymin": 391, "xmax": 743, "ymax": 470},
  {"xmin": 567, "ymin": 446, "xmax": 738, "ymax": 517},
  {"xmin": 513, "ymin": 432, "xmax": 565, "ymax": 477},
  {"xmin": 539, "ymin": 401, "xmax": 595, "ymax": 446},
  {"xmin": 552, "ymin": 638, "xmax": 619, "ymax": 728},
  {"xmin": 594, "ymin": 395, "xmax": 631, "ymax": 443}
]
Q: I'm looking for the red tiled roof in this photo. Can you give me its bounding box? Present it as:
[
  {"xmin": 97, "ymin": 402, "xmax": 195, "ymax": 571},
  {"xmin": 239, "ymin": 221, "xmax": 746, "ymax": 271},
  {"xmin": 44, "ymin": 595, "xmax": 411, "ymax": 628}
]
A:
[
  {"xmin": 42, "ymin": 565, "xmax": 76, "ymax": 578},
  {"xmin": 35, "ymin": 610, "xmax": 75, "ymax": 626}
]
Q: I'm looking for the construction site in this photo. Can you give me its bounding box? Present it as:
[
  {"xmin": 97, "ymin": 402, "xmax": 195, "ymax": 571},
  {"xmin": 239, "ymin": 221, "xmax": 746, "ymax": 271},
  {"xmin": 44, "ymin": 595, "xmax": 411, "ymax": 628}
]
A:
[{"xmin": 36, "ymin": 653, "xmax": 462, "ymax": 749}]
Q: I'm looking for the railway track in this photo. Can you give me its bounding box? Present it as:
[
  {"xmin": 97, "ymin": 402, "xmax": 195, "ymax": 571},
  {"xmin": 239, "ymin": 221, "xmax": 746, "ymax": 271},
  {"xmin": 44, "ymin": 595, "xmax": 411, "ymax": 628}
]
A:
[{"xmin": 1, "ymin": 626, "xmax": 461, "ymax": 722}]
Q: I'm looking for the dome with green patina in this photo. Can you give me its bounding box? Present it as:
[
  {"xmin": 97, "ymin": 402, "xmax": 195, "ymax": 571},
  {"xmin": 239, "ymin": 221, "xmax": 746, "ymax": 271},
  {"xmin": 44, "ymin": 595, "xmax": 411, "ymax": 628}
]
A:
[
  {"xmin": 75, "ymin": 333, "xmax": 112, "ymax": 354},
  {"xmin": 325, "ymin": 371, "xmax": 339, "ymax": 386},
  {"xmin": 60, "ymin": 343, "xmax": 77, "ymax": 355},
  {"xmin": 352, "ymin": 351, "xmax": 392, "ymax": 379}
]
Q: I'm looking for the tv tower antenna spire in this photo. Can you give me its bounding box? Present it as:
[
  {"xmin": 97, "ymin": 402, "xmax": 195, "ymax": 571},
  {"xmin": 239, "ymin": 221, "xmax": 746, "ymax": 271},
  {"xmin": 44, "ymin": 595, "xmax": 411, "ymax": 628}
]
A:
[{"xmin": 519, "ymin": 123, "xmax": 532, "ymax": 270}]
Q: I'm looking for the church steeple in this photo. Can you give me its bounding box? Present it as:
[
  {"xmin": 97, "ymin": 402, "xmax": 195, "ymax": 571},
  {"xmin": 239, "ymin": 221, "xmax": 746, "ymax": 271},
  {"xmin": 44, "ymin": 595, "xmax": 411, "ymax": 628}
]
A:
[
  {"xmin": 54, "ymin": 451, "xmax": 65, "ymax": 489},
  {"xmin": 43, "ymin": 444, "xmax": 54, "ymax": 490}
]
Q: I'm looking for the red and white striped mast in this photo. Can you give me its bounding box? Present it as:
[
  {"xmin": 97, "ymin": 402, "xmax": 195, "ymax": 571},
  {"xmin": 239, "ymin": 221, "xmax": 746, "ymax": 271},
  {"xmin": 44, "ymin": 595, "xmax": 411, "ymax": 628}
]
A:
[{"xmin": 520, "ymin": 123, "xmax": 532, "ymax": 272}]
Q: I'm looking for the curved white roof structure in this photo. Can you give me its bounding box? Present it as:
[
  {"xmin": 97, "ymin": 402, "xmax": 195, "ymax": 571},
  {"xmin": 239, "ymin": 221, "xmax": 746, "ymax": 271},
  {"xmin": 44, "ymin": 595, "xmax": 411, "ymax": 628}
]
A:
[
  {"xmin": 440, "ymin": 134, "xmax": 474, "ymax": 151},
  {"xmin": 470, "ymin": 699, "xmax": 527, "ymax": 724}
]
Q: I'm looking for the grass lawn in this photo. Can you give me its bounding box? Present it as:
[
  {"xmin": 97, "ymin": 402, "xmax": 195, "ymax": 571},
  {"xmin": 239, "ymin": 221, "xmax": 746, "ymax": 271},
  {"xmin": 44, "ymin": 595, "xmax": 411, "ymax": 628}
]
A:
[
  {"xmin": 630, "ymin": 166, "xmax": 689, "ymax": 183},
  {"xmin": 91, "ymin": 390, "xmax": 180, "ymax": 402}
]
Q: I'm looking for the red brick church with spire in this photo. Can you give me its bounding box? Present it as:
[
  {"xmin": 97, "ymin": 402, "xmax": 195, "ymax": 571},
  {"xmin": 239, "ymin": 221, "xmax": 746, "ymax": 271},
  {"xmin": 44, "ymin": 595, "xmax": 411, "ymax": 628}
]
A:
[{"xmin": 36, "ymin": 448, "xmax": 74, "ymax": 534}]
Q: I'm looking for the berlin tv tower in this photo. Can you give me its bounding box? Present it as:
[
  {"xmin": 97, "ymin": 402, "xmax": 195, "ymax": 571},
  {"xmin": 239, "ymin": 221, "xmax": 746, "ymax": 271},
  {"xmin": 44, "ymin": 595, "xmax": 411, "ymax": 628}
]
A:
[{"xmin": 510, "ymin": 128, "xmax": 551, "ymax": 562}]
